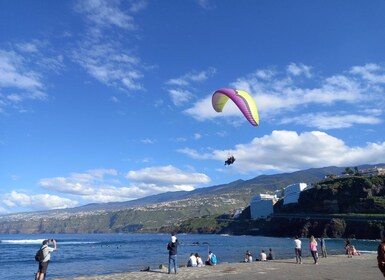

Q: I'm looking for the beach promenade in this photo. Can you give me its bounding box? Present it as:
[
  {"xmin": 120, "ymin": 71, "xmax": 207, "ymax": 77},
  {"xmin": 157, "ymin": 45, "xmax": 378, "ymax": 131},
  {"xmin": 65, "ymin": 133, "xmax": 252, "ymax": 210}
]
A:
[{"xmin": 52, "ymin": 253, "xmax": 383, "ymax": 280}]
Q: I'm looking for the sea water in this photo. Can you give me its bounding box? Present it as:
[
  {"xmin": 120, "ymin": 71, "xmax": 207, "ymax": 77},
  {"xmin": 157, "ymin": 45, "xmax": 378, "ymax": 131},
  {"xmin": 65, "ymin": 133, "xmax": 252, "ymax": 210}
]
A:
[{"xmin": 0, "ymin": 233, "xmax": 379, "ymax": 280}]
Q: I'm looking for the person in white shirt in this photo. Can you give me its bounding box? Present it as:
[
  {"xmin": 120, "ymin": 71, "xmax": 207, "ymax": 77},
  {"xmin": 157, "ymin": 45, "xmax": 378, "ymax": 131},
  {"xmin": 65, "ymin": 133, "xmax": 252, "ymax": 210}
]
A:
[
  {"xmin": 195, "ymin": 253, "xmax": 204, "ymax": 267},
  {"xmin": 294, "ymin": 236, "xmax": 302, "ymax": 264},
  {"xmin": 187, "ymin": 253, "xmax": 197, "ymax": 267},
  {"xmin": 244, "ymin": 250, "xmax": 253, "ymax": 262},
  {"xmin": 259, "ymin": 250, "xmax": 267, "ymax": 261},
  {"xmin": 36, "ymin": 239, "xmax": 57, "ymax": 280}
]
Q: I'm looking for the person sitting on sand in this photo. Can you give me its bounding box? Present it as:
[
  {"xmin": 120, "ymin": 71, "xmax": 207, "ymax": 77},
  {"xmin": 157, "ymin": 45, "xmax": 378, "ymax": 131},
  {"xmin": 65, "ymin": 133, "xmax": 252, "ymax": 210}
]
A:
[
  {"xmin": 244, "ymin": 250, "xmax": 252, "ymax": 262},
  {"xmin": 206, "ymin": 251, "xmax": 217, "ymax": 265},
  {"xmin": 259, "ymin": 250, "xmax": 267, "ymax": 261},
  {"xmin": 346, "ymin": 244, "xmax": 352, "ymax": 258},
  {"xmin": 187, "ymin": 253, "xmax": 197, "ymax": 267},
  {"xmin": 267, "ymin": 248, "xmax": 274, "ymax": 260},
  {"xmin": 195, "ymin": 253, "xmax": 204, "ymax": 267},
  {"xmin": 351, "ymin": 246, "xmax": 361, "ymax": 256}
]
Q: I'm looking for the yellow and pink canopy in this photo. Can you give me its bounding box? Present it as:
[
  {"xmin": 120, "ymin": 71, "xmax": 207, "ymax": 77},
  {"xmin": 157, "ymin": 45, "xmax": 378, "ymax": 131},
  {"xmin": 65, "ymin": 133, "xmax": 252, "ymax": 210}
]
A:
[{"xmin": 212, "ymin": 88, "xmax": 259, "ymax": 126}]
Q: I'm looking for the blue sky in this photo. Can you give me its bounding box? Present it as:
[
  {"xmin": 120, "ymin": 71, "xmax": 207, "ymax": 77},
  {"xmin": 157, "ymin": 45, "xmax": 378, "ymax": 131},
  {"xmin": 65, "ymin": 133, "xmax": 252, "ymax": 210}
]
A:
[{"xmin": 1, "ymin": 0, "xmax": 385, "ymax": 214}]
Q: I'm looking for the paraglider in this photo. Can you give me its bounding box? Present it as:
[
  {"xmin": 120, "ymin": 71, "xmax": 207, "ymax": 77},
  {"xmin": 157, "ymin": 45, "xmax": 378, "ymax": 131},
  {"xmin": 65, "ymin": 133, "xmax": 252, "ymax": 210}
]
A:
[
  {"xmin": 224, "ymin": 154, "xmax": 235, "ymax": 165},
  {"xmin": 212, "ymin": 88, "xmax": 259, "ymax": 165},
  {"xmin": 212, "ymin": 88, "xmax": 259, "ymax": 126}
]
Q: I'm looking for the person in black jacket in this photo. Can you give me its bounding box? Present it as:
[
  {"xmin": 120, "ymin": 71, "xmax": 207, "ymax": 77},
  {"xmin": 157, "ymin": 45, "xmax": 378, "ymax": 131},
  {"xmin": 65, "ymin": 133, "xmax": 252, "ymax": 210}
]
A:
[{"xmin": 167, "ymin": 234, "xmax": 179, "ymax": 274}]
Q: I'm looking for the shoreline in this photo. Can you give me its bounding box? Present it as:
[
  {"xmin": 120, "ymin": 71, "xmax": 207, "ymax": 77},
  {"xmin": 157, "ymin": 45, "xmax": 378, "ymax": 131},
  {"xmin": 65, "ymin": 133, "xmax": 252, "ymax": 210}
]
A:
[{"xmin": 51, "ymin": 253, "xmax": 383, "ymax": 280}]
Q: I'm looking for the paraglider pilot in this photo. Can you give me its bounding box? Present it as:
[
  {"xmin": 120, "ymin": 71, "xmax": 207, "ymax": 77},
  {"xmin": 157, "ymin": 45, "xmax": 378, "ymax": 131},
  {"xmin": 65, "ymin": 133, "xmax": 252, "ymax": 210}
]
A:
[{"xmin": 224, "ymin": 155, "xmax": 235, "ymax": 165}]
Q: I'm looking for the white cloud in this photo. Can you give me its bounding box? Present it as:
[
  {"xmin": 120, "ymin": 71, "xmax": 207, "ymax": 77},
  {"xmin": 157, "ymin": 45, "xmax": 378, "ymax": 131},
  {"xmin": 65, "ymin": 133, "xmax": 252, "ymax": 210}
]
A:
[
  {"xmin": 72, "ymin": 41, "xmax": 144, "ymax": 91},
  {"xmin": 178, "ymin": 130, "xmax": 385, "ymax": 174},
  {"xmin": 168, "ymin": 89, "xmax": 193, "ymax": 106},
  {"xmin": 39, "ymin": 169, "xmax": 118, "ymax": 195},
  {"xmin": 74, "ymin": 0, "xmax": 137, "ymax": 30},
  {"xmin": 141, "ymin": 138, "xmax": 156, "ymax": 144},
  {"xmin": 0, "ymin": 49, "xmax": 48, "ymax": 113},
  {"xmin": 287, "ymin": 63, "xmax": 312, "ymax": 78},
  {"xmin": 281, "ymin": 112, "xmax": 382, "ymax": 129},
  {"xmin": 16, "ymin": 42, "xmax": 40, "ymax": 53},
  {"xmin": 194, "ymin": 133, "xmax": 202, "ymax": 140},
  {"xmin": 166, "ymin": 67, "xmax": 216, "ymax": 86},
  {"xmin": 126, "ymin": 165, "xmax": 210, "ymax": 191},
  {"xmin": 184, "ymin": 64, "xmax": 385, "ymax": 128},
  {"xmin": 129, "ymin": 0, "xmax": 147, "ymax": 13},
  {"xmin": 72, "ymin": 0, "xmax": 147, "ymax": 91},
  {"xmin": 17, "ymin": 166, "xmax": 211, "ymax": 209},
  {"xmin": 1, "ymin": 191, "xmax": 79, "ymax": 212},
  {"xmin": 196, "ymin": 0, "xmax": 215, "ymax": 10},
  {"xmin": 0, "ymin": 50, "xmax": 44, "ymax": 91},
  {"xmin": 350, "ymin": 63, "xmax": 385, "ymax": 84},
  {"xmin": 177, "ymin": 147, "xmax": 211, "ymax": 160},
  {"xmin": 166, "ymin": 68, "xmax": 216, "ymax": 106}
]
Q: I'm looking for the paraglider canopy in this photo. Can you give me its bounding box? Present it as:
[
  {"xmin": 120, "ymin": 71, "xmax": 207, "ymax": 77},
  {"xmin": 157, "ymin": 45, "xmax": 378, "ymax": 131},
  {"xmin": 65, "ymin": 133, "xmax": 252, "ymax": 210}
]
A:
[{"xmin": 212, "ymin": 88, "xmax": 259, "ymax": 126}]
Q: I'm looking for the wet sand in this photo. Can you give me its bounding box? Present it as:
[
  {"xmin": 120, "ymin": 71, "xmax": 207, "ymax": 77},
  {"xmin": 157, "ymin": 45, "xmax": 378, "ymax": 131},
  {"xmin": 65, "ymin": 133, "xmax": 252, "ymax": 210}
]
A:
[{"xmin": 52, "ymin": 253, "xmax": 383, "ymax": 280}]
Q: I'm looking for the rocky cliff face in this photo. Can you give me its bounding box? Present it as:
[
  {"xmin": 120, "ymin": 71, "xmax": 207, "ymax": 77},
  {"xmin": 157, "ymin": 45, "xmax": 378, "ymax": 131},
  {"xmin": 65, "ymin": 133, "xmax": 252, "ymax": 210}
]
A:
[
  {"xmin": 228, "ymin": 175, "xmax": 385, "ymax": 239},
  {"xmin": 275, "ymin": 175, "xmax": 385, "ymax": 214}
]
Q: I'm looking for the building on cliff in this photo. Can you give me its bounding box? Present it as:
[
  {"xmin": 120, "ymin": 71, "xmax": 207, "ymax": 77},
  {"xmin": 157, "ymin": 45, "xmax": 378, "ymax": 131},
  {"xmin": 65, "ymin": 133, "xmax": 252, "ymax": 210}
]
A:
[
  {"xmin": 250, "ymin": 194, "xmax": 277, "ymax": 219},
  {"xmin": 360, "ymin": 166, "xmax": 385, "ymax": 176},
  {"xmin": 283, "ymin": 183, "xmax": 308, "ymax": 205}
]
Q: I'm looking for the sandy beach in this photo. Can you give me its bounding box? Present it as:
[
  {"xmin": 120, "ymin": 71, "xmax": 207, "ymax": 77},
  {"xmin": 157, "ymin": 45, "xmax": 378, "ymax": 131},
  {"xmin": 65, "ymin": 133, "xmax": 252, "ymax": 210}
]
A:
[{"xmin": 52, "ymin": 253, "xmax": 383, "ymax": 280}]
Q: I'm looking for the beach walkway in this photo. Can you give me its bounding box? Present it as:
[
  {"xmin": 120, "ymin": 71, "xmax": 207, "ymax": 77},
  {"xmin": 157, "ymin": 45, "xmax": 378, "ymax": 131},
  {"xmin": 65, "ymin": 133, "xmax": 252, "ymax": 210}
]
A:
[{"xmin": 52, "ymin": 253, "xmax": 383, "ymax": 280}]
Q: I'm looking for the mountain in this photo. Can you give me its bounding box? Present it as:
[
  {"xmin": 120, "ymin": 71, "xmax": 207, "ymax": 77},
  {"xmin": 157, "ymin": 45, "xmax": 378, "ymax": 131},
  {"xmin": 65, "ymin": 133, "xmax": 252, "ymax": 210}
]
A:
[
  {"xmin": 0, "ymin": 164, "xmax": 383, "ymax": 234},
  {"xmin": 63, "ymin": 165, "xmax": 349, "ymax": 213}
]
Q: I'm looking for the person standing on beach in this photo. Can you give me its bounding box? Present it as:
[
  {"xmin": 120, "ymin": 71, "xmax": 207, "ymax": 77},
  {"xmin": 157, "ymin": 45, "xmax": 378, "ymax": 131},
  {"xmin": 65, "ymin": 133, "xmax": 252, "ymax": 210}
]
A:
[
  {"xmin": 320, "ymin": 237, "xmax": 327, "ymax": 258},
  {"xmin": 167, "ymin": 234, "xmax": 179, "ymax": 274},
  {"xmin": 36, "ymin": 239, "xmax": 57, "ymax": 280},
  {"xmin": 377, "ymin": 231, "xmax": 385, "ymax": 277},
  {"xmin": 309, "ymin": 236, "xmax": 318, "ymax": 264},
  {"xmin": 294, "ymin": 236, "xmax": 302, "ymax": 264}
]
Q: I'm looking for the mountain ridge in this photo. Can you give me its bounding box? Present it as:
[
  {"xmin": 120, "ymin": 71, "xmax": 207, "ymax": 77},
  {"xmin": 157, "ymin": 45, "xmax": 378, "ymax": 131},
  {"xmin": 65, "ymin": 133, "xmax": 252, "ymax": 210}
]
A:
[{"xmin": 2, "ymin": 164, "xmax": 382, "ymax": 218}]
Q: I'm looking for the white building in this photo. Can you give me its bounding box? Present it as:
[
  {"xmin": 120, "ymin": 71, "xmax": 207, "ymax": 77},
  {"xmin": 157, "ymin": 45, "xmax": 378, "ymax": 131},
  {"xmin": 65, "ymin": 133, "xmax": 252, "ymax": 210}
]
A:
[
  {"xmin": 283, "ymin": 183, "xmax": 307, "ymax": 205},
  {"xmin": 250, "ymin": 194, "xmax": 277, "ymax": 219},
  {"xmin": 360, "ymin": 166, "xmax": 385, "ymax": 176}
]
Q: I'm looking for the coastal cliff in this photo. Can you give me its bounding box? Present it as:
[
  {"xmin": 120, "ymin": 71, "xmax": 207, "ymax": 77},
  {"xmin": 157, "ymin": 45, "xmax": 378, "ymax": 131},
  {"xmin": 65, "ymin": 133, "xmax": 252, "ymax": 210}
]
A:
[{"xmin": 211, "ymin": 175, "xmax": 385, "ymax": 239}]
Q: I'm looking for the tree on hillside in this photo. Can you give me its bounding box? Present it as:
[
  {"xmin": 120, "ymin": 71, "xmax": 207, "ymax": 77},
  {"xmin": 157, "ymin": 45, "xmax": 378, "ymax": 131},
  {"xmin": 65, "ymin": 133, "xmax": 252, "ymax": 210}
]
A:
[
  {"xmin": 354, "ymin": 166, "xmax": 361, "ymax": 176},
  {"xmin": 342, "ymin": 167, "xmax": 354, "ymax": 175}
]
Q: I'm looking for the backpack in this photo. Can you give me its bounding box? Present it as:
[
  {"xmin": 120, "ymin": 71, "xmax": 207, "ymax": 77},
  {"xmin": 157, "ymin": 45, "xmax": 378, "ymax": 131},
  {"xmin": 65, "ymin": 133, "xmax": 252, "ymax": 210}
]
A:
[
  {"xmin": 211, "ymin": 254, "xmax": 217, "ymax": 264},
  {"xmin": 35, "ymin": 248, "xmax": 45, "ymax": 262}
]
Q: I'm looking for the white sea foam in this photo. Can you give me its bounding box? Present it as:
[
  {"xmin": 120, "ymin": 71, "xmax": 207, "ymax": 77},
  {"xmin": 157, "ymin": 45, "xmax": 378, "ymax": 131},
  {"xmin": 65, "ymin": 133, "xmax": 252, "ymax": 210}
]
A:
[
  {"xmin": 1, "ymin": 239, "xmax": 45, "ymax": 244},
  {"xmin": 0, "ymin": 239, "xmax": 97, "ymax": 245}
]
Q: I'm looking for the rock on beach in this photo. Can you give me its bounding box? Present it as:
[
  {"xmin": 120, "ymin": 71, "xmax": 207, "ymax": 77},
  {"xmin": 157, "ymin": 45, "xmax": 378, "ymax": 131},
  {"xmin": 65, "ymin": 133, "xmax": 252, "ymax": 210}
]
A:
[{"xmin": 52, "ymin": 253, "xmax": 382, "ymax": 280}]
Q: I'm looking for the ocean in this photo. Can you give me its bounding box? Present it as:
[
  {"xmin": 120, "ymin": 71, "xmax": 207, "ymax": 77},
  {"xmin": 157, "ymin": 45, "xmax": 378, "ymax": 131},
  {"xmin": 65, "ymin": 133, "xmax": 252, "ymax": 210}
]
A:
[{"xmin": 0, "ymin": 233, "xmax": 379, "ymax": 280}]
